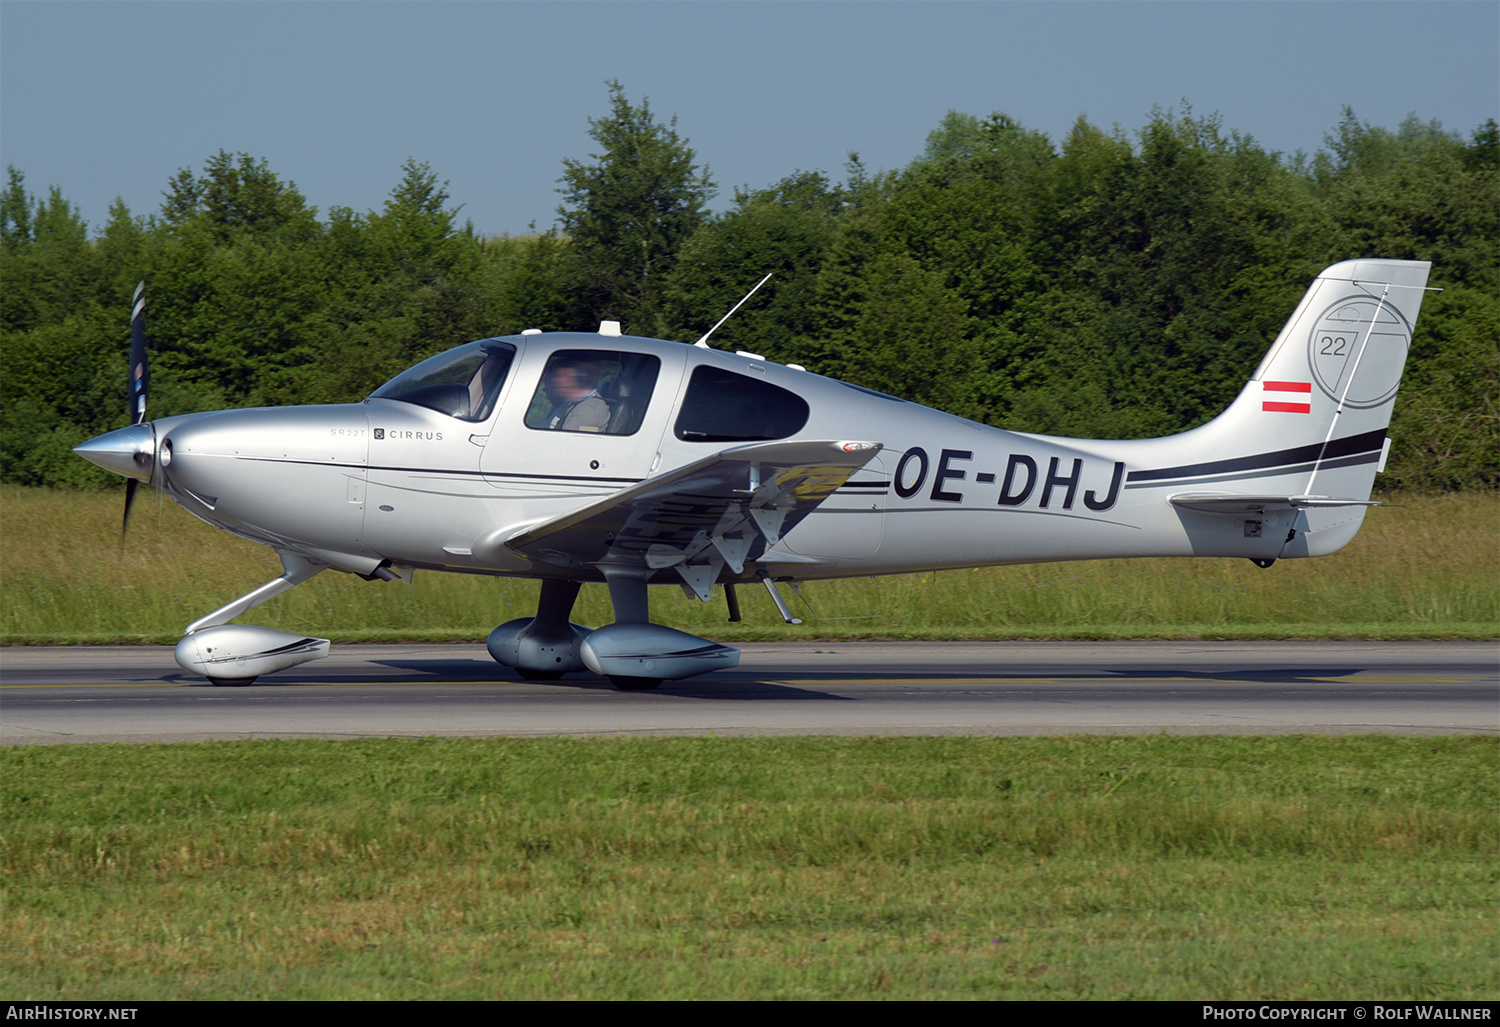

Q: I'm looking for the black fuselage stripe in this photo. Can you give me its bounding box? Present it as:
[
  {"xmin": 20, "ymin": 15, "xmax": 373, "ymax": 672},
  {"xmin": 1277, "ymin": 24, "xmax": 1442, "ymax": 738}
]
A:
[
  {"xmin": 1122, "ymin": 451, "xmax": 1380, "ymax": 490},
  {"xmin": 1126, "ymin": 428, "xmax": 1386, "ymax": 484}
]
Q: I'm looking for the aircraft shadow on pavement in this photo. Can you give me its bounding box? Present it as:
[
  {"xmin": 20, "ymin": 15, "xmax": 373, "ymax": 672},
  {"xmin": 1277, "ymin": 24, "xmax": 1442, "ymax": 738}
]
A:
[
  {"xmin": 355, "ymin": 657, "xmax": 1378, "ymax": 697},
  {"xmin": 168, "ymin": 659, "xmax": 1374, "ymax": 697},
  {"xmin": 359, "ymin": 658, "xmax": 854, "ymax": 700}
]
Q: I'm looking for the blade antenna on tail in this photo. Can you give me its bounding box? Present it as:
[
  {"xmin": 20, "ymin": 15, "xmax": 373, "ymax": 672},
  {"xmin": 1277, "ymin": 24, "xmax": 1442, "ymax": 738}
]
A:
[{"xmin": 123, "ymin": 282, "xmax": 150, "ymax": 537}]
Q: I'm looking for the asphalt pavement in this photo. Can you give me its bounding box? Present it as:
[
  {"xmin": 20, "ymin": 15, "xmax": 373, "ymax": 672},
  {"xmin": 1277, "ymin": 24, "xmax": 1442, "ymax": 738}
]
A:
[{"xmin": 2, "ymin": 640, "xmax": 1494, "ymax": 743}]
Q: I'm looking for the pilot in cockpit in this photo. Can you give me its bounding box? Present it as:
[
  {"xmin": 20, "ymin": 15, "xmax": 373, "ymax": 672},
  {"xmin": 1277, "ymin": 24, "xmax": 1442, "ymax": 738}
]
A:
[{"xmin": 542, "ymin": 357, "xmax": 612, "ymax": 432}]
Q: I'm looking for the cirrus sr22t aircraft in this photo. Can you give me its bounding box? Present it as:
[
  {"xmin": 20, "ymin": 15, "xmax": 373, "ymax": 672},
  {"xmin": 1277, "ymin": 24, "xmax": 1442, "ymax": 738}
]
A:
[{"xmin": 76, "ymin": 258, "xmax": 1431, "ymax": 689}]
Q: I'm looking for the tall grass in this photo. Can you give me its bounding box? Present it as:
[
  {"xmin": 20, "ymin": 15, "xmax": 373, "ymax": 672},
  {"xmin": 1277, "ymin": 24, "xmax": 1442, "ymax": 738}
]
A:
[{"xmin": 2, "ymin": 486, "xmax": 1495, "ymax": 642}]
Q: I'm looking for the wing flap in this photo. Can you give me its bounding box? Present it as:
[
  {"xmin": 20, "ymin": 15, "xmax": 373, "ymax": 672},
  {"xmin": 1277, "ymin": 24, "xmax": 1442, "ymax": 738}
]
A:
[{"xmin": 504, "ymin": 440, "xmax": 882, "ymax": 577}]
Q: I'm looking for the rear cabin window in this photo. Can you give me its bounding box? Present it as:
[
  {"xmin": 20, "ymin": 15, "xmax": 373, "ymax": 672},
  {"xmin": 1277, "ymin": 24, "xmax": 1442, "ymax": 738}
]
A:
[
  {"xmin": 673, "ymin": 366, "xmax": 810, "ymax": 443},
  {"xmin": 523, "ymin": 350, "xmax": 661, "ymax": 436}
]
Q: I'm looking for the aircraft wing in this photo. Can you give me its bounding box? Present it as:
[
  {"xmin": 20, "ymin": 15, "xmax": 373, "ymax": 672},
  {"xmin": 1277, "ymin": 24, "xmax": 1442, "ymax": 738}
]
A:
[
  {"xmin": 1168, "ymin": 494, "xmax": 1380, "ymax": 515},
  {"xmin": 503, "ymin": 439, "xmax": 882, "ymax": 592}
]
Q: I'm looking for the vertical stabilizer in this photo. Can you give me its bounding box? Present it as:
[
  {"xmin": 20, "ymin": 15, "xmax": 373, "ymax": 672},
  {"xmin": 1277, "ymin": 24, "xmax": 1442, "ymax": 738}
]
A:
[{"xmin": 1214, "ymin": 259, "xmax": 1431, "ymax": 503}]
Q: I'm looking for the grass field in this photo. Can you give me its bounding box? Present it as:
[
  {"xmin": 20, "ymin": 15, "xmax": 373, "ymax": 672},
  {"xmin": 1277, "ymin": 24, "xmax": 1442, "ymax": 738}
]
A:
[
  {"xmin": 3, "ymin": 735, "xmax": 1495, "ymax": 1000},
  {"xmin": 2, "ymin": 487, "xmax": 1496, "ymax": 643}
]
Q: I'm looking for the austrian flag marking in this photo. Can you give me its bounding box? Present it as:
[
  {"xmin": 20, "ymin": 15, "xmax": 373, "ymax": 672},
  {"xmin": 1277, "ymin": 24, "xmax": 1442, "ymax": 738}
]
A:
[{"xmin": 1262, "ymin": 380, "xmax": 1311, "ymax": 414}]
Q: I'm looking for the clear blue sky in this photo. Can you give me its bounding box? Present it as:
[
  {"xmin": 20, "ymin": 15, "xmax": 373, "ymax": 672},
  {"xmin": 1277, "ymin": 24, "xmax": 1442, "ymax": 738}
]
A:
[{"xmin": 3, "ymin": 0, "xmax": 1496, "ymax": 239}]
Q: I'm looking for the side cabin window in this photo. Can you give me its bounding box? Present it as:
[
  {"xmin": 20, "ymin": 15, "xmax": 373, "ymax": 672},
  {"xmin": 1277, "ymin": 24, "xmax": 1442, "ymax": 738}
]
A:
[
  {"xmin": 673, "ymin": 366, "xmax": 810, "ymax": 442},
  {"xmin": 523, "ymin": 350, "xmax": 662, "ymax": 436},
  {"xmin": 368, "ymin": 339, "xmax": 516, "ymax": 423}
]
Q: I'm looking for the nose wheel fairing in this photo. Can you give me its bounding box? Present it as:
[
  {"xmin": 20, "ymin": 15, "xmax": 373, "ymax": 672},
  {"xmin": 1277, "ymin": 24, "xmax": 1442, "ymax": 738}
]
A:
[
  {"xmin": 175, "ymin": 627, "xmax": 330, "ymax": 685},
  {"xmin": 170, "ymin": 551, "xmax": 333, "ymax": 684}
]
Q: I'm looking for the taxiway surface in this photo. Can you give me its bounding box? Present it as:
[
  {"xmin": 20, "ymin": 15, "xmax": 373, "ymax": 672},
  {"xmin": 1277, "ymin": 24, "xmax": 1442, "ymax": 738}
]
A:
[{"xmin": 2, "ymin": 641, "xmax": 1494, "ymax": 744}]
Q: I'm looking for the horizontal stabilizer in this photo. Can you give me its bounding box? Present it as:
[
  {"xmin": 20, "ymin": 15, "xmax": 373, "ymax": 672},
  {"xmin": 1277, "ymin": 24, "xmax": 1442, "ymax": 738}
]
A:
[{"xmin": 1169, "ymin": 493, "xmax": 1381, "ymax": 515}]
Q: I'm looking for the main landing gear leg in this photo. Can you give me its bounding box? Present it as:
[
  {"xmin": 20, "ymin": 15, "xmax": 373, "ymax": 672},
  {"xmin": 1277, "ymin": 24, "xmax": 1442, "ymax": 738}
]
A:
[{"xmin": 604, "ymin": 569, "xmax": 650, "ymax": 625}]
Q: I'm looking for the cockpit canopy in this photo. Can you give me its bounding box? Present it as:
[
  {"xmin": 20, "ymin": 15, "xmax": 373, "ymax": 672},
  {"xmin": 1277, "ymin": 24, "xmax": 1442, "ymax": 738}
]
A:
[
  {"xmin": 368, "ymin": 339, "xmax": 516, "ymax": 422},
  {"xmin": 369, "ymin": 335, "xmax": 813, "ymax": 443}
]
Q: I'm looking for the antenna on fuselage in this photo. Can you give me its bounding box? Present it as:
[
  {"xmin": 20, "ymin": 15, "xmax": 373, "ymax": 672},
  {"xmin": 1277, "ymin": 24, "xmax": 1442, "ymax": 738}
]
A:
[{"xmin": 694, "ymin": 272, "xmax": 772, "ymax": 349}]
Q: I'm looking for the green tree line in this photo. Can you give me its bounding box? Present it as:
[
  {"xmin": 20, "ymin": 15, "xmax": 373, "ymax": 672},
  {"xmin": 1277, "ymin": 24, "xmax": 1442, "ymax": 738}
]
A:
[{"xmin": 3, "ymin": 83, "xmax": 1495, "ymax": 491}]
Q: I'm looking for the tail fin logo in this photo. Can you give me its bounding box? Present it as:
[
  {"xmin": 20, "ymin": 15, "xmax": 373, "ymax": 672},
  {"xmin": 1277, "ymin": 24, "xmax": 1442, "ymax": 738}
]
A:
[
  {"xmin": 1308, "ymin": 298, "xmax": 1412, "ymax": 408},
  {"xmin": 1262, "ymin": 381, "xmax": 1311, "ymax": 414}
]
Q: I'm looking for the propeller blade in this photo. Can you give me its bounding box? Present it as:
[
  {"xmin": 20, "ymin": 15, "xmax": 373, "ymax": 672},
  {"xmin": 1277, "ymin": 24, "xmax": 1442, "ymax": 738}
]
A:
[
  {"xmin": 124, "ymin": 281, "xmax": 149, "ymax": 538},
  {"xmin": 123, "ymin": 478, "xmax": 139, "ymax": 539},
  {"xmin": 129, "ymin": 281, "xmax": 148, "ymax": 425}
]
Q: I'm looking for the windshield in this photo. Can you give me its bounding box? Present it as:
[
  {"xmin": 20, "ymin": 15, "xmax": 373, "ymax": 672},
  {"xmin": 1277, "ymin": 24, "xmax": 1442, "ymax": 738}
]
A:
[{"xmin": 369, "ymin": 340, "xmax": 516, "ymax": 422}]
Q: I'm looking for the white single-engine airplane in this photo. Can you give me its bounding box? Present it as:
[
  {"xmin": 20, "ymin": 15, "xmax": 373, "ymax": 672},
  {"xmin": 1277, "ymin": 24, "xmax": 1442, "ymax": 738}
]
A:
[{"xmin": 76, "ymin": 259, "xmax": 1431, "ymax": 688}]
